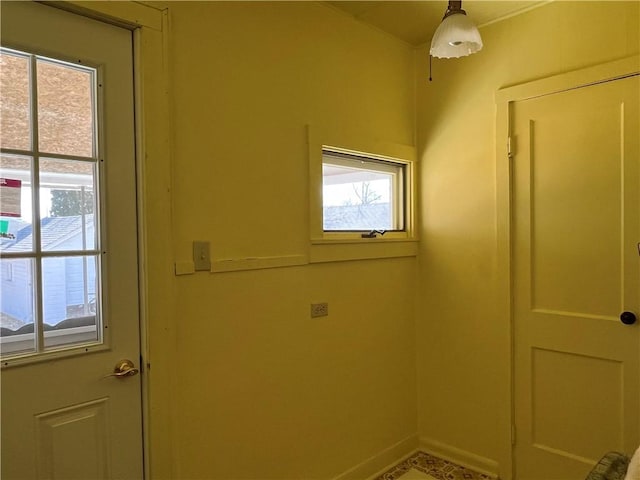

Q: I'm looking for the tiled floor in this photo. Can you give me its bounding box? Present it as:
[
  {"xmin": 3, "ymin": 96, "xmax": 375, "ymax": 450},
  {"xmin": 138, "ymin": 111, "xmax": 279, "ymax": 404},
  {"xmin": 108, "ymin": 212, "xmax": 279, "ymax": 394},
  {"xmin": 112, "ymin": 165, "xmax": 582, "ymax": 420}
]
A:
[
  {"xmin": 375, "ymin": 451, "xmax": 494, "ymax": 480},
  {"xmin": 390, "ymin": 468, "xmax": 435, "ymax": 480}
]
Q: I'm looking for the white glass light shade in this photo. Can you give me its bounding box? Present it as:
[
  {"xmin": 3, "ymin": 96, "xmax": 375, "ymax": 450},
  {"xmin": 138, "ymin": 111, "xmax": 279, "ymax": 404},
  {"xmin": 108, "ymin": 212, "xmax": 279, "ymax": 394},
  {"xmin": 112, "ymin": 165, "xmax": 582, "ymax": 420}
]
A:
[{"xmin": 430, "ymin": 12, "xmax": 483, "ymax": 59}]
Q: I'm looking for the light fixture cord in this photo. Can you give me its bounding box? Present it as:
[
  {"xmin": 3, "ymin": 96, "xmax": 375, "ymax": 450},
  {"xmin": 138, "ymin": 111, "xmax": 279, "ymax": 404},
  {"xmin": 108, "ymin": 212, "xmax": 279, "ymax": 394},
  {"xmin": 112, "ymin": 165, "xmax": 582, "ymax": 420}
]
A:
[{"xmin": 429, "ymin": 54, "xmax": 433, "ymax": 82}]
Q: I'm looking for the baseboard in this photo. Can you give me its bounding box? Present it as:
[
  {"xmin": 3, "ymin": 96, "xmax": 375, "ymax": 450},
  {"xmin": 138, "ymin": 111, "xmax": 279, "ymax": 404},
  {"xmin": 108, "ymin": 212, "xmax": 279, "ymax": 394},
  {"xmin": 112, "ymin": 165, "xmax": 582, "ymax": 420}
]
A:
[
  {"xmin": 419, "ymin": 436, "xmax": 500, "ymax": 479},
  {"xmin": 332, "ymin": 434, "xmax": 419, "ymax": 480}
]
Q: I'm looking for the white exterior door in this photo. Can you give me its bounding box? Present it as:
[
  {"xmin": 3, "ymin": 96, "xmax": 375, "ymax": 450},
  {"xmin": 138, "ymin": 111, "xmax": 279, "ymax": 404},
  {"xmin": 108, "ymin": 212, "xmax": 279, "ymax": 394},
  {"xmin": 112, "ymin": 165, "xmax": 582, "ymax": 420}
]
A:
[
  {"xmin": 0, "ymin": 2, "xmax": 143, "ymax": 479},
  {"xmin": 512, "ymin": 74, "xmax": 640, "ymax": 479}
]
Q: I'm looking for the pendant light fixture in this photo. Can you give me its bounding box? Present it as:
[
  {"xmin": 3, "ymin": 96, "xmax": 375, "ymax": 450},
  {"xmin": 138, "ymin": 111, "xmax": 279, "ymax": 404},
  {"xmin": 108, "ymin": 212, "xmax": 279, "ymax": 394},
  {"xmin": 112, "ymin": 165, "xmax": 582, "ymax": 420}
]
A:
[{"xmin": 430, "ymin": 0, "xmax": 483, "ymax": 59}]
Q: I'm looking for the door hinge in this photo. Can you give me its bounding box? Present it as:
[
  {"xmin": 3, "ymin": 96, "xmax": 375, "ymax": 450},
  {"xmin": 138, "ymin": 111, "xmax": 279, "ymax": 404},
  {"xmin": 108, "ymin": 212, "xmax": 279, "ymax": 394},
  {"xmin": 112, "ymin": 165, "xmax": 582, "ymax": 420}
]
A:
[
  {"xmin": 508, "ymin": 136, "xmax": 514, "ymax": 159},
  {"xmin": 511, "ymin": 424, "xmax": 517, "ymax": 445}
]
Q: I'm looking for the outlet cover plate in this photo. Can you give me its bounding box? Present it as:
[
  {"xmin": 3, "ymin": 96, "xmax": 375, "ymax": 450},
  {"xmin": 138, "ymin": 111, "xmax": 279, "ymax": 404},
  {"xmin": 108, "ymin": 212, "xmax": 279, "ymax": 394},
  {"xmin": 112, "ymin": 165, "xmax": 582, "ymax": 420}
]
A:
[{"xmin": 311, "ymin": 302, "xmax": 328, "ymax": 318}]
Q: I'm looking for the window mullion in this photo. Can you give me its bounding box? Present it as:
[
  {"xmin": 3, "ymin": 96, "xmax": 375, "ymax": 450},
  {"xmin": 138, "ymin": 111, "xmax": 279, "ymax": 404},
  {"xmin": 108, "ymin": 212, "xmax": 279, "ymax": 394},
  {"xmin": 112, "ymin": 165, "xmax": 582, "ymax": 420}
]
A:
[{"xmin": 29, "ymin": 54, "xmax": 45, "ymax": 353}]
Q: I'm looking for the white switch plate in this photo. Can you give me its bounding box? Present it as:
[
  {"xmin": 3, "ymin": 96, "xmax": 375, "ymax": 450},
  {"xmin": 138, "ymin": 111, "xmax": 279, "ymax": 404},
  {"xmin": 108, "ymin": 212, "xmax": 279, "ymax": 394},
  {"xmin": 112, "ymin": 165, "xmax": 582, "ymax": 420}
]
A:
[{"xmin": 193, "ymin": 241, "xmax": 211, "ymax": 271}]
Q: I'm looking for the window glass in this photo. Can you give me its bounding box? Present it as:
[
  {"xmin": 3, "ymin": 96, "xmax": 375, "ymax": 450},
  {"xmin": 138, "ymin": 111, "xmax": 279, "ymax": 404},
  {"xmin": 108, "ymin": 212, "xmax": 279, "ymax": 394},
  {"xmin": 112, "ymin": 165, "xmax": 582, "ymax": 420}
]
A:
[
  {"xmin": 323, "ymin": 150, "xmax": 405, "ymax": 232},
  {"xmin": 39, "ymin": 158, "xmax": 96, "ymax": 252},
  {"xmin": 1, "ymin": 154, "xmax": 33, "ymax": 252},
  {"xmin": 42, "ymin": 255, "xmax": 98, "ymax": 350},
  {"xmin": 37, "ymin": 58, "xmax": 94, "ymax": 157},
  {"xmin": 0, "ymin": 51, "xmax": 31, "ymax": 151},
  {"xmin": 0, "ymin": 258, "xmax": 36, "ymax": 356}
]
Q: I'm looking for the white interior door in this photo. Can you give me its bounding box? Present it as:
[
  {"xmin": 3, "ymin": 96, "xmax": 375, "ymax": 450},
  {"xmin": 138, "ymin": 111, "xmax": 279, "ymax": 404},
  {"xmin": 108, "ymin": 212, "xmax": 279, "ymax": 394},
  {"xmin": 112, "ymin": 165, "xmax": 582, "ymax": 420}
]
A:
[
  {"xmin": 0, "ymin": 2, "xmax": 143, "ymax": 479},
  {"xmin": 512, "ymin": 74, "xmax": 640, "ymax": 480}
]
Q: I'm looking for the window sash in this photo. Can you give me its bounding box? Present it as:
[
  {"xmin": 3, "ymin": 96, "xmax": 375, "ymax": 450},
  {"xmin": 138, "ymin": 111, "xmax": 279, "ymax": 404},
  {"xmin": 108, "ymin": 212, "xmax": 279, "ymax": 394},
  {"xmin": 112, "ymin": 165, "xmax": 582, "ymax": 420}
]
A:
[{"xmin": 322, "ymin": 149, "xmax": 406, "ymax": 232}]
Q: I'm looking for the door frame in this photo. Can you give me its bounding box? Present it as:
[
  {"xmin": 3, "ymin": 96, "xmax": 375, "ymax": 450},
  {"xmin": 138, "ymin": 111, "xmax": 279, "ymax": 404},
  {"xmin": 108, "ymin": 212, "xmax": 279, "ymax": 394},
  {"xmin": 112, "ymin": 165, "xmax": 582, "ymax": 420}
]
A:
[
  {"xmin": 40, "ymin": 2, "xmax": 175, "ymax": 479},
  {"xmin": 495, "ymin": 55, "xmax": 640, "ymax": 480}
]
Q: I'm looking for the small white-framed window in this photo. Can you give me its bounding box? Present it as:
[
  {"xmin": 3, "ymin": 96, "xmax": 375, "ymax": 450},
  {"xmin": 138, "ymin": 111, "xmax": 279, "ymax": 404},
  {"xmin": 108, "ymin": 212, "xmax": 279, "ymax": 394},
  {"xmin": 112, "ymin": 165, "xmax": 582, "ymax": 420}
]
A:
[
  {"xmin": 323, "ymin": 149, "xmax": 406, "ymax": 235},
  {"xmin": 307, "ymin": 126, "xmax": 417, "ymax": 262},
  {"xmin": 312, "ymin": 143, "xmax": 415, "ymax": 244}
]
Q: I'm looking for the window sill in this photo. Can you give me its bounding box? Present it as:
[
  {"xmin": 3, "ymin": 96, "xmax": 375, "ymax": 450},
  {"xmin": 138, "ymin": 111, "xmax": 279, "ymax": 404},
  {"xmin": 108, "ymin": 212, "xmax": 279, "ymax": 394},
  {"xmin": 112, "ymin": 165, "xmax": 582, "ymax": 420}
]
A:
[{"xmin": 309, "ymin": 238, "xmax": 418, "ymax": 263}]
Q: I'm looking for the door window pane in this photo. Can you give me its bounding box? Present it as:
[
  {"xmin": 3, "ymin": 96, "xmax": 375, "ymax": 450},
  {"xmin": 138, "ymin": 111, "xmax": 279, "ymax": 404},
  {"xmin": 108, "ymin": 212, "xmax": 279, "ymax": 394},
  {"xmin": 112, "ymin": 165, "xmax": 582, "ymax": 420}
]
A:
[
  {"xmin": 0, "ymin": 258, "xmax": 35, "ymax": 356},
  {"xmin": 39, "ymin": 158, "xmax": 96, "ymax": 251},
  {"xmin": 1, "ymin": 154, "xmax": 33, "ymax": 253},
  {"xmin": 37, "ymin": 59, "xmax": 95, "ymax": 157},
  {"xmin": 0, "ymin": 51, "xmax": 31, "ymax": 151},
  {"xmin": 42, "ymin": 255, "xmax": 99, "ymax": 350}
]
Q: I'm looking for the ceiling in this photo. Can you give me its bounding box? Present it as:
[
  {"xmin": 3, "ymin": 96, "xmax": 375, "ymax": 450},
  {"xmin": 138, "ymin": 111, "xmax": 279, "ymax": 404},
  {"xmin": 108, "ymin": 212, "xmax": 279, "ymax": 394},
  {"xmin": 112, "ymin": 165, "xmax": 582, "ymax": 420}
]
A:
[{"xmin": 327, "ymin": 1, "xmax": 548, "ymax": 46}]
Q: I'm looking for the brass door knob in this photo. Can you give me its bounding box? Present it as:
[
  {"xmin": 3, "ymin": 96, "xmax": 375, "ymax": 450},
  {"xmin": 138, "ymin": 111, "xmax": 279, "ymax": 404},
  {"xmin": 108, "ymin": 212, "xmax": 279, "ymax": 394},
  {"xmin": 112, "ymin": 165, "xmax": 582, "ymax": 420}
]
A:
[{"xmin": 104, "ymin": 359, "xmax": 139, "ymax": 378}]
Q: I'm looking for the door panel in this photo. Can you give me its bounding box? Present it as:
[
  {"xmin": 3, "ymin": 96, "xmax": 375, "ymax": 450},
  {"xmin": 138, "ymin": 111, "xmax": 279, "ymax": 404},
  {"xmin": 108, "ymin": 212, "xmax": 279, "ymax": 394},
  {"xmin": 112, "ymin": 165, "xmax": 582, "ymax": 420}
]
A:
[
  {"xmin": 0, "ymin": 3, "xmax": 142, "ymax": 479},
  {"xmin": 513, "ymin": 75, "xmax": 639, "ymax": 480},
  {"xmin": 35, "ymin": 399, "xmax": 111, "ymax": 480}
]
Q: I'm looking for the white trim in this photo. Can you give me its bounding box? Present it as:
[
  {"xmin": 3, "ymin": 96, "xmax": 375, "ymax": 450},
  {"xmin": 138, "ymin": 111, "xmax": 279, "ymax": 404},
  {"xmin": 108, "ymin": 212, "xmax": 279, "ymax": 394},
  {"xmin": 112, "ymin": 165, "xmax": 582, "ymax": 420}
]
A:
[
  {"xmin": 495, "ymin": 87, "xmax": 515, "ymax": 480},
  {"xmin": 332, "ymin": 434, "xmax": 419, "ymax": 480},
  {"xmin": 310, "ymin": 239, "xmax": 418, "ymax": 263},
  {"xmin": 476, "ymin": 1, "xmax": 553, "ymax": 29},
  {"xmin": 495, "ymin": 54, "xmax": 640, "ymax": 480},
  {"xmin": 42, "ymin": 1, "xmax": 164, "ymax": 31},
  {"xmin": 308, "ymin": 125, "xmax": 418, "ymax": 253},
  {"xmin": 133, "ymin": 10, "xmax": 174, "ymax": 480},
  {"xmin": 495, "ymin": 56, "xmax": 640, "ymax": 104},
  {"xmin": 175, "ymin": 246, "xmax": 419, "ymax": 274},
  {"xmin": 211, "ymin": 254, "xmax": 308, "ymax": 273},
  {"xmin": 37, "ymin": 3, "xmax": 172, "ymax": 480},
  {"xmin": 131, "ymin": 11, "xmax": 172, "ymax": 480},
  {"xmin": 419, "ymin": 436, "xmax": 500, "ymax": 479}
]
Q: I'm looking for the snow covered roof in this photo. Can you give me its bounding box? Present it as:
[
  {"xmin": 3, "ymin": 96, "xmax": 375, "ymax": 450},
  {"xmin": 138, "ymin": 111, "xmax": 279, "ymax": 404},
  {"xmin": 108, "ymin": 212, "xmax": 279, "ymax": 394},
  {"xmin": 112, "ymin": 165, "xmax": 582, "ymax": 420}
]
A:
[
  {"xmin": 323, "ymin": 203, "xmax": 393, "ymax": 231},
  {"xmin": 1, "ymin": 214, "xmax": 94, "ymax": 253}
]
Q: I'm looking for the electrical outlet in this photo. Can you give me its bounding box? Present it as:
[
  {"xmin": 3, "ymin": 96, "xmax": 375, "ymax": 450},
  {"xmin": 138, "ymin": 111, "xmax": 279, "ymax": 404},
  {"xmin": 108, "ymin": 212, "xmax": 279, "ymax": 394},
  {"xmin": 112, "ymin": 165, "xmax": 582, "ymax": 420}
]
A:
[{"xmin": 311, "ymin": 302, "xmax": 328, "ymax": 318}]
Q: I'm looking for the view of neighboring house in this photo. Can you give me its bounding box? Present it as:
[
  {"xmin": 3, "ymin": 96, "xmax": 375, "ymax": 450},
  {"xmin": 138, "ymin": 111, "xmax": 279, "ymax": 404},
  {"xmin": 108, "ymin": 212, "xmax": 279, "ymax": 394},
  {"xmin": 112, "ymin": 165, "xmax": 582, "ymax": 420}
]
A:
[
  {"xmin": 0, "ymin": 214, "xmax": 96, "ymax": 331},
  {"xmin": 1, "ymin": 44, "xmax": 96, "ymax": 333}
]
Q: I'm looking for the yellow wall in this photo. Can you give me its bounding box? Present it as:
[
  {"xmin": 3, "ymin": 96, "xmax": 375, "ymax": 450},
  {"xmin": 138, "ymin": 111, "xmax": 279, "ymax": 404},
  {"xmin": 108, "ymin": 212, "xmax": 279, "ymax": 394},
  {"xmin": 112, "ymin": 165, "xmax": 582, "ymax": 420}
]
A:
[
  {"xmin": 165, "ymin": 2, "xmax": 417, "ymax": 478},
  {"xmin": 415, "ymin": 1, "xmax": 639, "ymax": 477}
]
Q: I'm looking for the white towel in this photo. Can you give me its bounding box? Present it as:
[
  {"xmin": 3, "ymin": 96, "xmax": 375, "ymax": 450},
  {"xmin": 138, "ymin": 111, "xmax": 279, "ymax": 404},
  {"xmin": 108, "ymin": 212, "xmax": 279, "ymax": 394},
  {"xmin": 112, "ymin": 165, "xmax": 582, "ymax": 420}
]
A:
[{"xmin": 625, "ymin": 445, "xmax": 640, "ymax": 480}]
